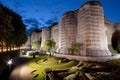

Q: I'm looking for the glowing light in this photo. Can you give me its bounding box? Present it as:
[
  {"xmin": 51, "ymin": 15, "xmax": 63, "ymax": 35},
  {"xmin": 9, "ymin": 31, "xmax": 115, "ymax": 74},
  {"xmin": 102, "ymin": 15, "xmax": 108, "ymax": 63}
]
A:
[{"xmin": 8, "ymin": 59, "xmax": 12, "ymax": 65}]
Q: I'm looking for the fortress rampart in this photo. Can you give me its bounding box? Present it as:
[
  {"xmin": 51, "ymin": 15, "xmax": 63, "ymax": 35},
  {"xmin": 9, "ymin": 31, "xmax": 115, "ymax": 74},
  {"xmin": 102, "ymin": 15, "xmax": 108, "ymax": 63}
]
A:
[{"xmin": 25, "ymin": 1, "xmax": 119, "ymax": 57}]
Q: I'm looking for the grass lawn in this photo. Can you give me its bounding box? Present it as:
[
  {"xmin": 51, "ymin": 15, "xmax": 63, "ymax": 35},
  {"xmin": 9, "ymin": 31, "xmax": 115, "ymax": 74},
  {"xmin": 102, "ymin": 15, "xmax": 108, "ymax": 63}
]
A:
[
  {"xmin": 27, "ymin": 54, "xmax": 120, "ymax": 80},
  {"xmin": 27, "ymin": 55, "xmax": 79, "ymax": 80}
]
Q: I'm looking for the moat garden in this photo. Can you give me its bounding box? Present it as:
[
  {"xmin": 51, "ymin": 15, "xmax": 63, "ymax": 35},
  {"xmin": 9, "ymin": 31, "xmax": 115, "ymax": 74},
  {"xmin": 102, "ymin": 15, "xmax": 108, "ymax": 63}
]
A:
[
  {"xmin": 0, "ymin": 51, "xmax": 120, "ymax": 80},
  {"xmin": 27, "ymin": 54, "xmax": 120, "ymax": 80}
]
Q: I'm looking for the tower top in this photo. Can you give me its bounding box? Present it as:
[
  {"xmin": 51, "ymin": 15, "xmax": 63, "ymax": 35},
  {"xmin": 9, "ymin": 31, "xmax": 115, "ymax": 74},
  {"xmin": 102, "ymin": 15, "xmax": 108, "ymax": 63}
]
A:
[{"xmin": 80, "ymin": 0, "xmax": 102, "ymax": 8}]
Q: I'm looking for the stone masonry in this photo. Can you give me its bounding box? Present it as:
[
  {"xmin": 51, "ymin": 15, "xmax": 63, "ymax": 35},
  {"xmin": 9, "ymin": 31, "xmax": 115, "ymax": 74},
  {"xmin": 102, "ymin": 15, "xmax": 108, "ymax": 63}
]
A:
[{"xmin": 25, "ymin": 1, "xmax": 120, "ymax": 57}]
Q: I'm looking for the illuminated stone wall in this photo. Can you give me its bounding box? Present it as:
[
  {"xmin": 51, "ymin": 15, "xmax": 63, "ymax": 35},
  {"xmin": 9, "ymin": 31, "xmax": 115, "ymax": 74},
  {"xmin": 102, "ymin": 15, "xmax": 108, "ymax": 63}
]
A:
[
  {"xmin": 31, "ymin": 31, "xmax": 41, "ymax": 45},
  {"xmin": 51, "ymin": 24, "xmax": 59, "ymax": 49},
  {"xmin": 59, "ymin": 11, "xmax": 77, "ymax": 54},
  {"xmin": 41, "ymin": 28, "xmax": 50, "ymax": 47},
  {"xmin": 25, "ymin": 1, "xmax": 120, "ymax": 57},
  {"xmin": 24, "ymin": 31, "xmax": 42, "ymax": 48},
  {"xmin": 77, "ymin": 1, "xmax": 112, "ymax": 56},
  {"xmin": 104, "ymin": 17, "xmax": 114, "ymax": 45}
]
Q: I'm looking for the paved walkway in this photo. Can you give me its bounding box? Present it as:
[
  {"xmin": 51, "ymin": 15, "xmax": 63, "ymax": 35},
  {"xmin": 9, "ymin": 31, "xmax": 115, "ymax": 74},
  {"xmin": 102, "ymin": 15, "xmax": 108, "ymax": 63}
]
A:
[
  {"xmin": 9, "ymin": 64, "xmax": 34, "ymax": 80},
  {"xmin": 9, "ymin": 56, "xmax": 35, "ymax": 80}
]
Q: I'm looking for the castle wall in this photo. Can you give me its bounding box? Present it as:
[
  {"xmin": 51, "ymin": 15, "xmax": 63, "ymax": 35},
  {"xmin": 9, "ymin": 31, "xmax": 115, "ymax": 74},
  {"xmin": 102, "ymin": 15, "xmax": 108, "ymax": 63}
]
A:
[
  {"xmin": 25, "ymin": 1, "xmax": 119, "ymax": 57},
  {"xmin": 77, "ymin": 1, "xmax": 111, "ymax": 56},
  {"xmin": 41, "ymin": 28, "xmax": 50, "ymax": 47},
  {"xmin": 104, "ymin": 17, "xmax": 114, "ymax": 45},
  {"xmin": 24, "ymin": 31, "xmax": 42, "ymax": 49},
  {"xmin": 31, "ymin": 31, "xmax": 41, "ymax": 45},
  {"xmin": 59, "ymin": 11, "xmax": 77, "ymax": 54},
  {"xmin": 77, "ymin": 4, "xmax": 90, "ymax": 55},
  {"xmin": 51, "ymin": 24, "xmax": 59, "ymax": 50},
  {"xmin": 114, "ymin": 23, "xmax": 120, "ymax": 31}
]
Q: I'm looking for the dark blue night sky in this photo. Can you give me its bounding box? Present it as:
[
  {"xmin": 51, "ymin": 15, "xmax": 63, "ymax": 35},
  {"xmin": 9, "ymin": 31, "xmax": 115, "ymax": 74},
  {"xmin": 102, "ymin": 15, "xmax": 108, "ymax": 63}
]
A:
[{"xmin": 1, "ymin": 0, "xmax": 120, "ymax": 34}]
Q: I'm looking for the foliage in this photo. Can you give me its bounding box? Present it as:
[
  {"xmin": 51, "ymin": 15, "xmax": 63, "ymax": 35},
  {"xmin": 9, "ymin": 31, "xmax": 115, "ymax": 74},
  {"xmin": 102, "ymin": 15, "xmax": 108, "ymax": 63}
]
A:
[
  {"xmin": 108, "ymin": 59, "xmax": 120, "ymax": 67},
  {"xmin": 108, "ymin": 45, "xmax": 118, "ymax": 54},
  {"xmin": 11, "ymin": 14, "xmax": 27, "ymax": 47},
  {"xmin": 28, "ymin": 55, "xmax": 78, "ymax": 80},
  {"xmin": 112, "ymin": 31, "xmax": 120, "ymax": 53},
  {"xmin": 68, "ymin": 43, "xmax": 83, "ymax": 55},
  {"xmin": 117, "ymin": 38, "xmax": 120, "ymax": 53},
  {"xmin": 32, "ymin": 41, "xmax": 40, "ymax": 50},
  {"xmin": 42, "ymin": 39, "xmax": 56, "ymax": 55},
  {"xmin": 0, "ymin": 4, "xmax": 14, "ymax": 41},
  {"xmin": 0, "ymin": 3, "xmax": 14, "ymax": 52},
  {"xmin": 28, "ymin": 55, "xmax": 120, "ymax": 80},
  {"xmin": 0, "ymin": 3, "xmax": 27, "ymax": 52}
]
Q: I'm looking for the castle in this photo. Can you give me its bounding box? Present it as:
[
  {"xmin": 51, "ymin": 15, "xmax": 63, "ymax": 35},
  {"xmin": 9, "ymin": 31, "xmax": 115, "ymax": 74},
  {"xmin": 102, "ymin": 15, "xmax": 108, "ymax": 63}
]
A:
[{"xmin": 25, "ymin": 1, "xmax": 120, "ymax": 57}]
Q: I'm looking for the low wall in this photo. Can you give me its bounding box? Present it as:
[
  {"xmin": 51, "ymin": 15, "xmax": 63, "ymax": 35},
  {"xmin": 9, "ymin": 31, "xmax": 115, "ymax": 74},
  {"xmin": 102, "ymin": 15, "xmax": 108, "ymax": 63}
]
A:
[{"xmin": 53, "ymin": 54, "xmax": 120, "ymax": 62}]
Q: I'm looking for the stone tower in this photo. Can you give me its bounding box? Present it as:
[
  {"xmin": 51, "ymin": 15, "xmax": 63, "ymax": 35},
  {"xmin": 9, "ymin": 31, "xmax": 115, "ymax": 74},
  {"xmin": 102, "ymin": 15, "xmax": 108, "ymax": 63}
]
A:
[
  {"xmin": 41, "ymin": 28, "xmax": 50, "ymax": 47},
  {"xmin": 77, "ymin": 1, "xmax": 111, "ymax": 56},
  {"xmin": 59, "ymin": 11, "xmax": 77, "ymax": 53},
  {"xmin": 31, "ymin": 30, "xmax": 41, "ymax": 45},
  {"xmin": 51, "ymin": 24, "xmax": 59, "ymax": 49}
]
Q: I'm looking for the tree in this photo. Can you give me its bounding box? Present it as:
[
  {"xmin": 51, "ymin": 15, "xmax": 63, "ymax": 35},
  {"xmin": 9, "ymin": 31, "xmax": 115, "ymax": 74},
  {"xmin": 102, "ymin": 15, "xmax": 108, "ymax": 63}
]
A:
[
  {"xmin": 68, "ymin": 43, "xmax": 83, "ymax": 55},
  {"xmin": 117, "ymin": 38, "xmax": 120, "ymax": 53},
  {"xmin": 112, "ymin": 30, "xmax": 120, "ymax": 53},
  {"xmin": 0, "ymin": 3, "xmax": 27, "ymax": 52},
  {"xmin": 10, "ymin": 13, "xmax": 27, "ymax": 49},
  {"xmin": 43, "ymin": 39, "xmax": 56, "ymax": 55},
  {"xmin": 32, "ymin": 41, "xmax": 40, "ymax": 50},
  {"xmin": 0, "ymin": 3, "xmax": 14, "ymax": 52}
]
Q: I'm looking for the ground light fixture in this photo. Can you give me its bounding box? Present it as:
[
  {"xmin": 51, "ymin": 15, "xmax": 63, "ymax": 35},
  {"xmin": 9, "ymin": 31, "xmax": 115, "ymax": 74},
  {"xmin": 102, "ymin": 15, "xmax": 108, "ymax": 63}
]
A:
[
  {"xmin": 7, "ymin": 59, "xmax": 13, "ymax": 71},
  {"xmin": 8, "ymin": 59, "xmax": 12, "ymax": 65}
]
